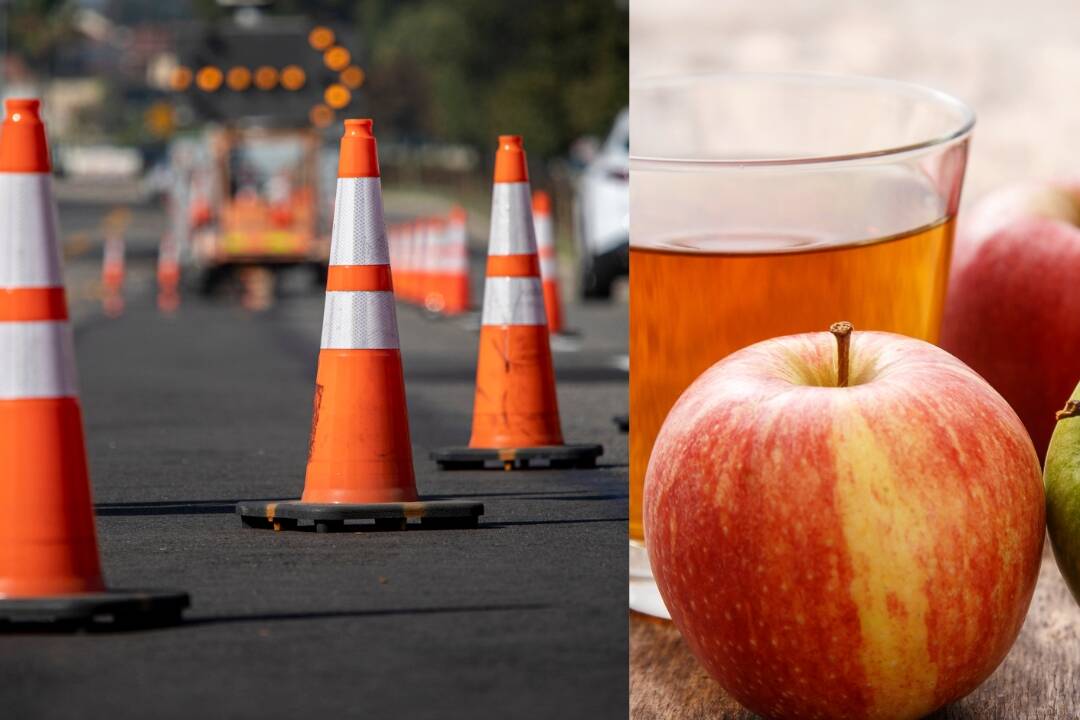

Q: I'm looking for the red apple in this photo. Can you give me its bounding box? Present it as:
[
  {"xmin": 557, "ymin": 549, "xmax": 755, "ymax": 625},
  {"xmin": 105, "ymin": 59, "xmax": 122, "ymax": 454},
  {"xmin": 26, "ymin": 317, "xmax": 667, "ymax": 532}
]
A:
[
  {"xmin": 645, "ymin": 325, "xmax": 1044, "ymax": 720},
  {"xmin": 940, "ymin": 181, "xmax": 1080, "ymax": 458}
]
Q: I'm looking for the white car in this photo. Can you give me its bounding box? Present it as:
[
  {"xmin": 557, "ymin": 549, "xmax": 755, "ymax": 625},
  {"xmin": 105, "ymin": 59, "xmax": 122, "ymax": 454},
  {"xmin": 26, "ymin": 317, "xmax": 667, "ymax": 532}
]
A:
[{"xmin": 575, "ymin": 108, "xmax": 628, "ymax": 298}]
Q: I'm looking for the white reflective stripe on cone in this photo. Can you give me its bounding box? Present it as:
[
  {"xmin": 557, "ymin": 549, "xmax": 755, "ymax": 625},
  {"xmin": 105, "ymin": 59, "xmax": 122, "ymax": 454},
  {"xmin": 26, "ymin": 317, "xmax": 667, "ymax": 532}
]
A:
[
  {"xmin": 425, "ymin": 226, "xmax": 441, "ymax": 272},
  {"xmin": 430, "ymin": 235, "xmax": 462, "ymax": 272},
  {"xmin": 534, "ymin": 215, "xmax": 553, "ymax": 250},
  {"xmin": 449, "ymin": 224, "xmax": 467, "ymax": 247},
  {"xmin": 481, "ymin": 276, "xmax": 546, "ymax": 326},
  {"xmin": 320, "ymin": 291, "xmax": 400, "ymax": 349},
  {"xmin": 104, "ymin": 235, "xmax": 125, "ymax": 265},
  {"xmin": 159, "ymin": 234, "xmax": 180, "ymax": 264},
  {"xmin": 330, "ymin": 177, "xmax": 390, "ymax": 267},
  {"xmin": 449, "ymin": 248, "xmax": 469, "ymax": 273},
  {"xmin": 449, "ymin": 224, "xmax": 469, "ymax": 271},
  {"xmin": 540, "ymin": 256, "xmax": 558, "ymax": 279},
  {"xmin": 390, "ymin": 228, "xmax": 401, "ymax": 265},
  {"xmin": 414, "ymin": 229, "xmax": 426, "ymax": 268},
  {"xmin": 0, "ymin": 321, "xmax": 78, "ymax": 399},
  {"xmin": 488, "ymin": 182, "xmax": 537, "ymax": 256},
  {"xmin": 0, "ymin": 173, "xmax": 64, "ymax": 288}
]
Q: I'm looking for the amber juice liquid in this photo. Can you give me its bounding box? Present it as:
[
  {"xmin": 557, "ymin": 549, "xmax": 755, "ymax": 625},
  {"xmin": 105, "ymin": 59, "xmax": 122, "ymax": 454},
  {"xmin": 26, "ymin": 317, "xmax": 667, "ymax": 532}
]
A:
[{"xmin": 629, "ymin": 218, "xmax": 956, "ymax": 540}]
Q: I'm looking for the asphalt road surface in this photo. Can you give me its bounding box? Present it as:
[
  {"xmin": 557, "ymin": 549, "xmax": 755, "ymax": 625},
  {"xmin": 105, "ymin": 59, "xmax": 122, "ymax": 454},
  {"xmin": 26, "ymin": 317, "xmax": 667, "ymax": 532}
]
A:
[{"xmin": 0, "ymin": 192, "xmax": 629, "ymax": 719}]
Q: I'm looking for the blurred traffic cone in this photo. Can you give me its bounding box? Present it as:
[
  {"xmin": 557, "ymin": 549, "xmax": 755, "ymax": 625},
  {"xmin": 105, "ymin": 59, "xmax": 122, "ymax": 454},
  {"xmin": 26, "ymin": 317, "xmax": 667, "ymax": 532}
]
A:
[
  {"xmin": 239, "ymin": 266, "xmax": 274, "ymax": 311},
  {"xmin": 388, "ymin": 224, "xmax": 403, "ymax": 297},
  {"xmin": 157, "ymin": 232, "xmax": 180, "ymax": 313},
  {"xmin": 237, "ymin": 119, "xmax": 482, "ymax": 532},
  {"xmin": 418, "ymin": 218, "xmax": 435, "ymax": 310},
  {"xmin": 101, "ymin": 228, "xmax": 125, "ymax": 318},
  {"xmin": 532, "ymin": 191, "xmax": 564, "ymax": 334},
  {"xmin": 432, "ymin": 136, "xmax": 602, "ymax": 471},
  {"xmin": 0, "ymin": 98, "xmax": 187, "ymax": 628},
  {"xmin": 402, "ymin": 220, "xmax": 419, "ymax": 304},
  {"xmin": 442, "ymin": 206, "xmax": 471, "ymax": 315},
  {"xmin": 422, "ymin": 218, "xmax": 446, "ymax": 314}
]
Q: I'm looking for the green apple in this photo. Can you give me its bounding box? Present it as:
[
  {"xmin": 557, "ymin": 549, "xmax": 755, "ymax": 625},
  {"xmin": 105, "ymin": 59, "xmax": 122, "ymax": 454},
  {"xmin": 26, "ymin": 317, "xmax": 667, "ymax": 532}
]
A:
[{"xmin": 1045, "ymin": 381, "xmax": 1080, "ymax": 602}]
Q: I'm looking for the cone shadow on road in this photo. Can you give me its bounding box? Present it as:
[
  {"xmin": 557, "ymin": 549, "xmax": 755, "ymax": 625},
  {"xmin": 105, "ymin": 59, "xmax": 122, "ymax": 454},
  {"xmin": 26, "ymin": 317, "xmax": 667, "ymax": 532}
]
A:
[
  {"xmin": 95, "ymin": 491, "xmax": 630, "ymax": 516},
  {"xmin": 0, "ymin": 603, "xmax": 551, "ymax": 635},
  {"xmin": 95, "ymin": 499, "xmax": 281, "ymax": 516},
  {"xmin": 182, "ymin": 602, "xmax": 550, "ymax": 628}
]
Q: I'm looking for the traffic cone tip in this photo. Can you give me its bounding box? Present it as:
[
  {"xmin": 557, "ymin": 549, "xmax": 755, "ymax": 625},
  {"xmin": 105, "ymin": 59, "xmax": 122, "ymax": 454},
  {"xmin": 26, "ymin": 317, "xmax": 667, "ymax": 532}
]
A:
[
  {"xmin": 0, "ymin": 98, "xmax": 50, "ymax": 173},
  {"xmin": 338, "ymin": 117, "xmax": 380, "ymax": 179},
  {"xmin": 494, "ymin": 134, "xmax": 529, "ymax": 184},
  {"xmin": 344, "ymin": 118, "xmax": 374, "ymax": 137},
  {"xmin": 7, "ymin": 98, "xmax": 41, "ymax": 116},
  {"xmin": 532, "ymin": 190, "xmax": 551, "ymax": 214}
]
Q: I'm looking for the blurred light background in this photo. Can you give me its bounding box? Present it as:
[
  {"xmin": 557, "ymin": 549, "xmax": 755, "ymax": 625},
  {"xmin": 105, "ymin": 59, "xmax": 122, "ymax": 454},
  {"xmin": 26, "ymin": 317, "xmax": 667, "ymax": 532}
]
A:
[
  {"xmin": 631, "ymin": 0, "xmax": 1079, "ymax": 200},
  {"xmin": 1, "ymin": 0, "xmax": 627, "ymax": 202}
]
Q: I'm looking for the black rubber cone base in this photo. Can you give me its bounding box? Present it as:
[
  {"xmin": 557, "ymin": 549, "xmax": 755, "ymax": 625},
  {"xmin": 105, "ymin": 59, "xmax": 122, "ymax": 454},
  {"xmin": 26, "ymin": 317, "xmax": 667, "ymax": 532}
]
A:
[
  {"xmin": 0, "ymin": 589, "xmax": 189, "ymax": 632},
  {"xmin": 431, "ymin": 443, "xmax": 603, "ymax": 471},
  {"xmin": 236, "ymin": 499, "xmax": 484, "ymax": 533}
]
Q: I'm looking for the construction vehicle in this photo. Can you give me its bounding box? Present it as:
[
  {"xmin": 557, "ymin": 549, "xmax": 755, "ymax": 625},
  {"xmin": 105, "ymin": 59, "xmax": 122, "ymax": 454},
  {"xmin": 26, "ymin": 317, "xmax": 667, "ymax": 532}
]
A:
[
  {"xmin": 167, "ymin": 12, "xmax": 358, "ymax": 295},
  {"xmin": 186, "ymin": 124, "xmax": 331, "ymax": 293}
]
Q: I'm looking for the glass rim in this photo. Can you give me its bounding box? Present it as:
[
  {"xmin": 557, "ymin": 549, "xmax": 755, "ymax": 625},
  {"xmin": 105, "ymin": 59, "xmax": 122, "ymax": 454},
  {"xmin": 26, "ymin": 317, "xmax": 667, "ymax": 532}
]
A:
[{"xmin": 630, "ymin": 71, "xmax": 976, "ymax": 168}]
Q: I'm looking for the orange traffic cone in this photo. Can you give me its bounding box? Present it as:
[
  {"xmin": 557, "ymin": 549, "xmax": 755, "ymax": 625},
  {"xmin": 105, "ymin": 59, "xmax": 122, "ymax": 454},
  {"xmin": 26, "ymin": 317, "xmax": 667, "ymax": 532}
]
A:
[
  {"xmin": 101, "ymin": 227, "xmax": 125, "ymax": 318},
  {"xmin": 432, "ymin": 136, "xmax": 602, "ymax": 471},
  {"xmin": 236, "ymin": 119, "xmax": 482, "ymax": 532},
  {"xmin": 442, "ymin": 206, "xmax": 471, "ymax": 315},
  {"xmin": 532, "ymin": 191, "xmax": 564, "ymax": 334},
  {"xmin": 157, "ymin": 232, "xmax": 180, "ymax": 313},
  {"xmin": 0, "ymin": 99, "xmax": 187, "ymax": 628}
]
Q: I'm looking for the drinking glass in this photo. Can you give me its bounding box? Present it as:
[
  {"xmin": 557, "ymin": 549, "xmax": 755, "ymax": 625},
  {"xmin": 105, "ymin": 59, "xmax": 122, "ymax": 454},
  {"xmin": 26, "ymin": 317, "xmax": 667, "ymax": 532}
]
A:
[{"xmin": 629, "ymin": 73, "xmax": 974, "ymax": 618}]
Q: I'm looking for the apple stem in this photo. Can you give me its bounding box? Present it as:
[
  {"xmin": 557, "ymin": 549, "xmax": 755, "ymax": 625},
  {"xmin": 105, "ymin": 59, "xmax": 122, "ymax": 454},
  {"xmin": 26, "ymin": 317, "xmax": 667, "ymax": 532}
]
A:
[
  {"xmin": 1057, "ymin": 401, "xmax": 1080, "ymax": 421},
  {"xmin": 829, "ymin": 321, "xmax": 853, "ymax": 388}
]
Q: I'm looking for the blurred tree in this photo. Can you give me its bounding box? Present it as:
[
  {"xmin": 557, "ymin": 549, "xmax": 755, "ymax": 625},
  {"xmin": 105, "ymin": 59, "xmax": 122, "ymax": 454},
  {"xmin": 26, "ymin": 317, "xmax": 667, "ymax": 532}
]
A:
[
  {"xmin": 184, "ymin": 0, "xmax": 627, "ymax": 162},
  {"xmin": 6, "ymin": 0, "xmax": 79, "ymax": 71},
  {"xmin": 105, "ymin": 0, "xmax": 191, "ymax": 23},
  {"xmin": 363, "ymin": 0, "xmax": 626, "ymax": 161}
]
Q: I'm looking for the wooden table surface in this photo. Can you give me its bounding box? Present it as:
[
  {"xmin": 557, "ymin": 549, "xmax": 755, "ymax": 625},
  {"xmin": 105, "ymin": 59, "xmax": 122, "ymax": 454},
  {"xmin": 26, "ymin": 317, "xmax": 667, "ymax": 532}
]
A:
[{"xmin": 631, "ymin": 544, "xmax": 1080, "ymax": 719}]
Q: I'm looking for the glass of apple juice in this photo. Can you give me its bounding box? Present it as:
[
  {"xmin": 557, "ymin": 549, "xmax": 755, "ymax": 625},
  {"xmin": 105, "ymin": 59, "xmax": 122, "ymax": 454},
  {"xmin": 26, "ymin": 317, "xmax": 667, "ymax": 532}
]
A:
[{"xmin": 629, "ymin": 73, "xmax": 974, "ymax": 618}]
